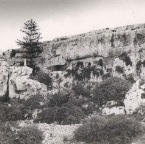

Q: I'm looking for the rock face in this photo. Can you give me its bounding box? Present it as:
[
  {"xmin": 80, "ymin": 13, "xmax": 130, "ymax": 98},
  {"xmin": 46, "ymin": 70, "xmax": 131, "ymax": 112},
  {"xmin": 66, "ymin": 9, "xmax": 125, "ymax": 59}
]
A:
[
  {"xmin": 31, "ymin": 23, "xmax": 145, "ymax": 90},
  {"xmin": 9, "ymin": 66, "xmax": 47, "ymax": 99},
  {"xmin": 101, "ymin": 101, "xmax": 125, "ymax": 115},
  {"xmin": 0, "ymin": 60, "xmax": 9, "ymax": 97},
  {"xmin": 124, "ymin": 79, "xmax": 145, "ymax": 114},
  {"xmin": 0, "ymin": 62, "xmax": 47, "ymax": 99},
  {"xmin": 102, "ymin": 106, "xmax": 125, "ymax": 115},
  {"xmin": 5, "ymin": 23, "xmax": 145, "ymax": 89}
]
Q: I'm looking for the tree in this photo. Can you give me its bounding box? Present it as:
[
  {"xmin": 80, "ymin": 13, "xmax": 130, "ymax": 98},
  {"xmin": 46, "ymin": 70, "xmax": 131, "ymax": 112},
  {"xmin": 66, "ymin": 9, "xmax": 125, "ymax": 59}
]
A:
[{"xmin": 16, "ymin": 19, "xmax": 42, "ymax": 67}]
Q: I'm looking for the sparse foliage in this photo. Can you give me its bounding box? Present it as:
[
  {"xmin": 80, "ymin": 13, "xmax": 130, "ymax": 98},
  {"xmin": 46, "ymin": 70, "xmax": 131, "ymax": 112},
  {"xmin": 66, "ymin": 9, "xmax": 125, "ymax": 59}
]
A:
[{"xmin": 92, "ymin": 77, "xmax": 132, "ymax": 106}]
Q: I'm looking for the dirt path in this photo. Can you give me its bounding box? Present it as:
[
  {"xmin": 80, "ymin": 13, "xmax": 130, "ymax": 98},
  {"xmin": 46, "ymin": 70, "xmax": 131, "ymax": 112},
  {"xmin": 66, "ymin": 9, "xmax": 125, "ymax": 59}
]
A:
[{"xmin": 38, "ymin": 123, "xmax": 81, "ymax": 144}]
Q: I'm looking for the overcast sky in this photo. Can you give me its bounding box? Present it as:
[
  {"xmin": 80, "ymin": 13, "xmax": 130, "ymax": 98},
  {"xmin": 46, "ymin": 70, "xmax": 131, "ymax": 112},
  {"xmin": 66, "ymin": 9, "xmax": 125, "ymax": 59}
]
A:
[{"xmin": 0, "ymin": 0, "xmax": 145, "ymax": 51}]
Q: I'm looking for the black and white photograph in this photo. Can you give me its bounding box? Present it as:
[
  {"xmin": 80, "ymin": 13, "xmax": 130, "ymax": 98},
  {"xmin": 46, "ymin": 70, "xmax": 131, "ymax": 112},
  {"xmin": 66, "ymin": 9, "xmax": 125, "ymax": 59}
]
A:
[{"xmin": 1, "ymin": 0, "xmax": 145, "ymax": 143}]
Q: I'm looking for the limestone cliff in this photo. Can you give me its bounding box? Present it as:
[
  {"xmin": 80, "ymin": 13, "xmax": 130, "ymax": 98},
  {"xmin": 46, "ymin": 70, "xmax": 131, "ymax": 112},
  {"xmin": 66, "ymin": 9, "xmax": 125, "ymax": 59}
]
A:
[{"xmin": 33, "ymin": 23, "xmax": 145, "ymax": 90}]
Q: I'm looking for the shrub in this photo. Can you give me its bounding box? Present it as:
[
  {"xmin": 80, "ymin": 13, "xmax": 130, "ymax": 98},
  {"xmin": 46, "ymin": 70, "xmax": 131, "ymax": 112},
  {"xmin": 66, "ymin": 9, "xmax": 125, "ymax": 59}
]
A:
[
  {"xmin": 92, "ymin": 77, "xmax": 132, "ymax": 106},
  {"xmin": 133, "ymin": 135, "xmax": 145, "ymax": 144},
  {"xmin": 48, "ymin": 91, "xmax": 70, "ymax": 107},
  {"xmin": 63, "ymin": 136, "xmax": 69, "ymax": 143},
  {"xmin": 68, "ymin": 98, "xmax": 86, "ymax": 107},
  {"xmin": 56, "ymin": 104, "xmax": 84, "ymax": 124},
  {"xmin": 0, "ymin": 122, "xmax": 43, "ymax": 144},
  {"xmin": 82, "ymin": 102, "xmax": 97, "ymax": 115},
  {"xmin": 16, "ymin": 126, "xmax": 43, "ymax": 144},
  {"xmin": 35, "ymin": 103, "xmax": 84, "ymax": 125},
  {"xmin": 22, "ymin": 94, "xmax": 46, "ymax": 110},
  {"xmin": 30, "ymin": 70, "xmax": 52, "ymax": 88},
  {"xmin": 136, "ymin": 60, "xmax": 142, "ymax": 75},
  {"xmin": 115, "ymin": 65, "xmax": 124, "ymax": 73},
  {"xmin": 0, "ymin": 122, "xmax": 16, "ymax": 144},
  {"xmin": 0, "ymin": 103, "xmax": 25, "ymax": 122},
  {"xmin": 34, "ymin": 107, "xmax": 58, "ymax": 124},
  {"xmin": 74, "ymin": 115, "xmax": 145, "ymax": 144},
  {"xmin": 123, "ymin": 74, "xmax": 135, "ymax": 83},
  {"xmin": 119, "ymin": 52, "xmax": 132, "ymax": 66},
  {"xmin": 63, "ymin": 115, "xmax": 78, "ymax": 125},
  {"xmin": 74, "ymin": 115, "xmax": 107, "ymax": 143},
  {"xmin": 72, "ymin": 82, "xmax": 91, "ymax": 98},
  {"xmin": 10, "ymin": 49, "xmax": 17, "ymax": 58}
]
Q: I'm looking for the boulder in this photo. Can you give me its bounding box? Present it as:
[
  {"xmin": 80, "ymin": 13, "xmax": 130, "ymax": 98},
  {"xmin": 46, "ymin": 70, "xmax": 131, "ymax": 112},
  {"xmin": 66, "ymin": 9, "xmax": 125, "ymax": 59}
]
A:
[
  {"xmin": 102, "ymin": 106, "xmax": 125, "ymax": 115},
  {"xmin": 0, "ymin": 61, "xmax": 9, "ymax": 97},
  {"xmin": 9, "ymin": 66, "xmax": 47, "ymax": 99},
  {"xmin": 124, "ymin": 79, "xmax": 145, "ymax": 114},
  {"xmin": 101, "ymin": 100, "xmax": 125, "ymax": 115}
]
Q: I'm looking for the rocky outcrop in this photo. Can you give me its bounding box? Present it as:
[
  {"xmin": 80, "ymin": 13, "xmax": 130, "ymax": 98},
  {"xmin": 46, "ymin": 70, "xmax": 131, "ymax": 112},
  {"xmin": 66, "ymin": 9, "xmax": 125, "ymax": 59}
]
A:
[
  {"xmin": 5, "ymin": 23, "xmax": 145, "ymax": 89},
  {"xmin": 28, "ymin": 23, "xmax": 145, "ymax": 90},
  {"xmin": 0, "ymin": 60, "xmax": 9, "ymax": 97},
  {"xmin": 0, "ymin": 62, "xmax": 47, "ymax": 99},
  {"xmin": 9, "ymin": 66, "xmax": 47, "ymax": 99},
  {"xmin": 124, "ymin": 79, "xmax": 145, "ymax": 114},
  {"xmin": 101, "ymin": 79, "xmax": 145, "ymax": 115},
  {"xmin": 101, "ymin": 101, "xmax": 125, "ymax": 115},
  {"xmin": 102, "ymin": 106, "xmax": 125, "ymax": 115},
  {"xmin": 38, "ymin": 24, "xmax": 145, "ymax": 65}
]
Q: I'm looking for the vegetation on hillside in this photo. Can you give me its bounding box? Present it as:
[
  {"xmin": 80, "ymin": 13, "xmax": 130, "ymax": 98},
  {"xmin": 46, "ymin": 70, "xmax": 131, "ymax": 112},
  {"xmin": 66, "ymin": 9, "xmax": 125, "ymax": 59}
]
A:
[
  {"xmin": 0, "ymin": 76, "xmax": 144, "ymax": 144},
  {"xmin": 0, "ymin": 122, "xmax": 43, "ymax": 144},
  {"xmin": 92, "ymin": 77, "xmax": 132, "ymax": 106},
  {"xmin": 73, "ymin": 115, "xmax": 145, "ymax": 144}
]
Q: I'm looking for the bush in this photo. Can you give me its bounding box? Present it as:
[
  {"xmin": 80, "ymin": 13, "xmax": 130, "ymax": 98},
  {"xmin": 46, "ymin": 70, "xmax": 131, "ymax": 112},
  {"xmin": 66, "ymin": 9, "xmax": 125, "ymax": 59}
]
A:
[
  {"xmin": 123, "ymin": 74, "xmax": 135, "ymax": 83},
  {"xmin": 0, "ymin": 122, "xmax": 16, "ymax": 144},
  {"xmin": 74, "ymin": 115, "xmax": 145, "ymax": 144},
  {"xmin": 115, "ymin": 66, "xmax": 124, "ymax": 73},
  {"xmin": 0, "ymin": 122, "xmax": 43, "ymax": 144},
  {"xmin": 72, "ymin": 82, "xmax": 91, "ymax": 98},
  {"xmin": 22, "ymin": 94, "xmax": 46, "ymax": 110},
  {"xmin": 92, "ymin": 77, "xmax": 132, "ymax": 106},
  {"xmin": 10, "ymin": 49, "xmax": 17, "ymax": 58},
  {"xmin": 56, "ymin": 104, "xmax": 84, "ymax": 124},
  {"xmin": 119, "ymin": 52, "xmax": 132, "ymax": 66},
  {"xmin": 68, "ymin": 98, "xmax": 86, "ymax": 107},
  {"xmin": 16, "ymin": 126, "xmax": 43, "ymax": 144},
  {"xmin": 35, "ymin": 103, "xmax": 84, "ymax": 125},
  {"xmin": 34, "ymin": 107, "xmax": 58, "ymax": 124},
  {"xmin": 0, "ymin": 103, "xmax": 25, "ymax": 122},
  {"xmin": 30, "ymin": 70, "xmax": 52, "ymax": 88},
  {"xmin": 48, "ymin": 91, "xmax": 69, "ymax": 107}
]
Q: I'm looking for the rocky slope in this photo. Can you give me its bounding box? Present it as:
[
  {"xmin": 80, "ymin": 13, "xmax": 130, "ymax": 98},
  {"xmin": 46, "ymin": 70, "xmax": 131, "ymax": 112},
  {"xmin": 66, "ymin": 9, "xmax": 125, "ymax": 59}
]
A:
[{"xmin": 3, "ymin": 23, "xmax": 145, "ymax": 114}]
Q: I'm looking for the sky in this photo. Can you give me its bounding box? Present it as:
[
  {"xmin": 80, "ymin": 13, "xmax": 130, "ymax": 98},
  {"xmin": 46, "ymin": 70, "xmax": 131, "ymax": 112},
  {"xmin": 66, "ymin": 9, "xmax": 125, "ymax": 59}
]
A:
[{"xmin": 1, "ymin": 0, "xmax": 145, "ymax": 51}]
